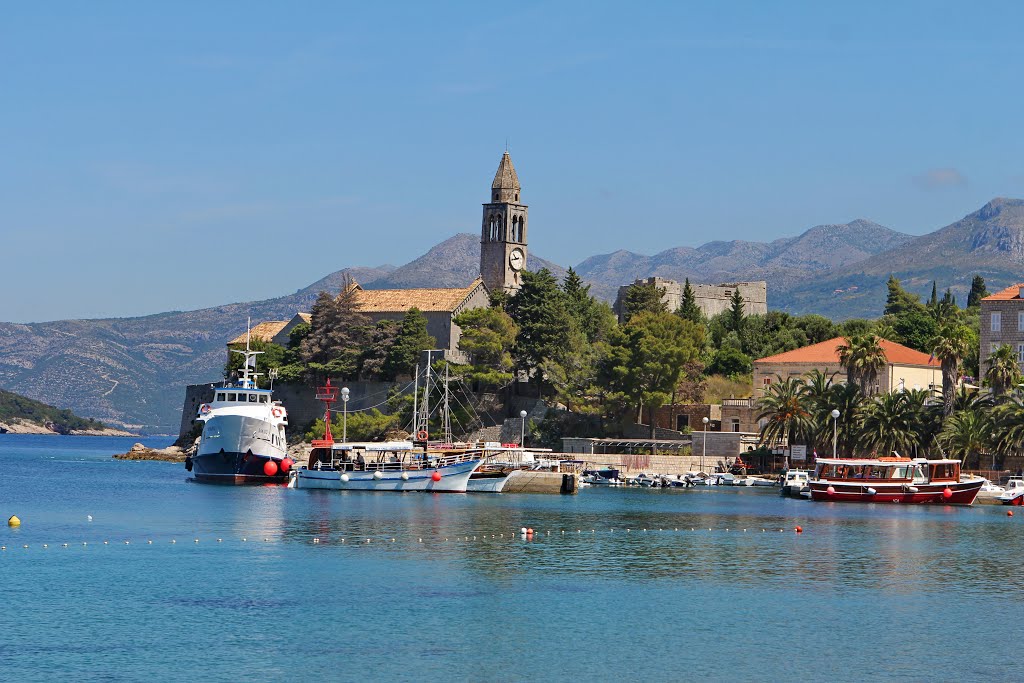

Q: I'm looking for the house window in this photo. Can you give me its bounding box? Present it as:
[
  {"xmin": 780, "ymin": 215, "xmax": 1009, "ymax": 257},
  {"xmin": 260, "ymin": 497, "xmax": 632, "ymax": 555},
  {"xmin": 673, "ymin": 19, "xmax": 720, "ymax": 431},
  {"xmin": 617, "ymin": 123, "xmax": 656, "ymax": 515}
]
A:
[
  {"xmin": 763, "ymin": 377, "xmax": 772, "ymax": 386},
  {"xmin": 992, "ymin": 311, "xmax": 1001, "ymax": 332},
  {"xmin": 1019, "ymin": 311, "xmax": 1024, "ymax": 331},
  {"xmin": 731, "ymin": 418, "xmax": 740, "ymax": 432},
  {"xmin": 676, "ymin": 414, "xmax": 689, "ymax": 431},
  {"xmin": 1018, "ymin": 344, "xmax": 1024, "ymax": 363}
]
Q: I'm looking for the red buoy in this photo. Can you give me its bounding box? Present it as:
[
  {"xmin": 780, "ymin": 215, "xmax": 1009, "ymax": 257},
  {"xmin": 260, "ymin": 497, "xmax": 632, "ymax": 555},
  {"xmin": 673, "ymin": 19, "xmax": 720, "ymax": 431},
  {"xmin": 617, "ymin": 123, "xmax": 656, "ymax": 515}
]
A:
[
  {"xmin": 826, "ymin": 486, "xmax": 836, "ymax": 496},
  {"xmin": 527, "ymin": 528, "xmax": 534, "ymax": 535},
  {"xmin": 942, "ymin": 487, "xmax": 953, "ymax": 499},
  {"xmin": 1008, "ymin": 510, "xmax": 1014, "ymax": 517},
  {"xmin": 263, "ymin": 460, "xmax": 279, "ymax": 476},
  {"xmin": 431, "ymin": 471, "xmax": 442, "ymax": 482},
  {"xmin": 795, "ymin": 526, "xmax": 803, "ymax": 533},
  {"xmin": 280, "ymin": 458, "xmax": 293, "ymax": 473}
]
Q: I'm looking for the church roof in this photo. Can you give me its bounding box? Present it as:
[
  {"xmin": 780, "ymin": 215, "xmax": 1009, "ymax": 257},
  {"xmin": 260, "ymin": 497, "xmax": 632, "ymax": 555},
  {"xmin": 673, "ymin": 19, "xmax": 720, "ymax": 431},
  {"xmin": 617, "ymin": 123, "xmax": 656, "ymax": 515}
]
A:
[
  {"xmin": 344, "ymin": 278, "xmax": 486, "ymax": 313},
  {"xmin": 982, "ymin": 283, "xmax": 1024, "ymax": 301},
  {"xmin": 491, "ymin": 151, "xmax": 520, "ymax": 190}
]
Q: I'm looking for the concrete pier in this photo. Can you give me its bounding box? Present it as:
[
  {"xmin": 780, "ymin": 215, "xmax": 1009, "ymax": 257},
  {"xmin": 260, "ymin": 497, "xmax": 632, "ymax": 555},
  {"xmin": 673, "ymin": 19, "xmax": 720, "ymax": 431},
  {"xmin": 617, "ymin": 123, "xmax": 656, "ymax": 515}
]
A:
[{"xmin": 502, "ymin": 470, "xmax": 578, "ymax": 495}]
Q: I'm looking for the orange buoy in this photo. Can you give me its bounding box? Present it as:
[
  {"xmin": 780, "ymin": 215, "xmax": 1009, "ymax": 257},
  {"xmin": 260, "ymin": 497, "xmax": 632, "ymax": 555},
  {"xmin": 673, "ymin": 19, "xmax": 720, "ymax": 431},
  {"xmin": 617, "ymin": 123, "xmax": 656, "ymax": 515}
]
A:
[
  {"xmin": 263, "ymin": 460, "xmax": 279, "ymax": 476},
  {"xmin": 280, "ymin": 458, "xmax": 293, "ymax": 473},
  {"xmin": 795, "ymin": 526, "xmax": 803, "ymax": 533},
  {"xmin": 1008, "ymin": 510, "xmax": 1014, "ymax": 517},
  {"xmin": 942, "ymin": 487, "xmax": 953, "ymax": 499},
  {"xmin": 431, "ymin": 471, "xmax": 442, "ymax": 482}
]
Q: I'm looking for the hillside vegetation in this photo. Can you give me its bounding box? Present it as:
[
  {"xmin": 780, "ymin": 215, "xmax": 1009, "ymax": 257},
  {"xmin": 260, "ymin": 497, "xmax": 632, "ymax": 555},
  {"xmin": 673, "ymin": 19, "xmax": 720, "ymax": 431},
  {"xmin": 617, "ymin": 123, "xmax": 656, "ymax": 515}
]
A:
[{"xmin": 0, "ymin": 388, "xmax": 107, "ymax": 433}]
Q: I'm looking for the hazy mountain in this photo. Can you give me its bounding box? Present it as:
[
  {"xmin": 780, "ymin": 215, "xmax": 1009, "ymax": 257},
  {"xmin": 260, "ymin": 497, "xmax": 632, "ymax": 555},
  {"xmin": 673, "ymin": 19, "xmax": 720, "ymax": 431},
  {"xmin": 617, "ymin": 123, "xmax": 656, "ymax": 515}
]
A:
[
  {"xmin": 778, "ymin": 198, "xmax": 1024, "ymax": 318},
  {"xmin": 576, "ymin": 219, "xmax": 913, "ymax": 301},
  {"xmin": 1, "ymin": 199, "xmax": 1021, "ymax": 430}
]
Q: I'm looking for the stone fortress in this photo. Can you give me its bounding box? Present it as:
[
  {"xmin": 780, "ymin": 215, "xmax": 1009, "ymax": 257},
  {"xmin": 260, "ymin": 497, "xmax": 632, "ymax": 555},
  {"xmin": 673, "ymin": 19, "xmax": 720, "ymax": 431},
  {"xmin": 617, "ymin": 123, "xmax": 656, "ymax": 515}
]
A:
[{"xmin": 614, "ymin": 277, "xmax": 767, "ymax": 321}]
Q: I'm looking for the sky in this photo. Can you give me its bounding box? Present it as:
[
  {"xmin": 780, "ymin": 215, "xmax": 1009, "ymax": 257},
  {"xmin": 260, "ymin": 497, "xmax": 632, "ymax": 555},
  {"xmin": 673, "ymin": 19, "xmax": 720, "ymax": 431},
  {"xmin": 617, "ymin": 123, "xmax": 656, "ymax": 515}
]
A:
[{"xmin": 3, "ymin": 1, "xmax": 1024, "ymax": 323}]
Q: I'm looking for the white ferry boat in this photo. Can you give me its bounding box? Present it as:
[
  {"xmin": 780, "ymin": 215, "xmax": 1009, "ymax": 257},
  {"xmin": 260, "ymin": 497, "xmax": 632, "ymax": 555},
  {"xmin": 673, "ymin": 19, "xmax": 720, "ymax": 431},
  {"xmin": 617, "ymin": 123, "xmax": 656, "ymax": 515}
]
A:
[{"xmin": 187, "ymin": 331, "xmax": 290, "ymax": 484}]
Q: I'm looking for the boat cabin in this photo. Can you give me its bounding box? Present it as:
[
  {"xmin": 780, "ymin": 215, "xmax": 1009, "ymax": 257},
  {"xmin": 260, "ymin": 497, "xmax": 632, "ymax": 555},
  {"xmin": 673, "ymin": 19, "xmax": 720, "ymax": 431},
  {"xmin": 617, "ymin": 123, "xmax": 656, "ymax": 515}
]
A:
[
  {"xmin": 212, "ymin": 389, "xmax": 273, "ymax": 405},
  {"xmin": 813, "ymin": 458, "xmax": 960, "ymax": 483}
]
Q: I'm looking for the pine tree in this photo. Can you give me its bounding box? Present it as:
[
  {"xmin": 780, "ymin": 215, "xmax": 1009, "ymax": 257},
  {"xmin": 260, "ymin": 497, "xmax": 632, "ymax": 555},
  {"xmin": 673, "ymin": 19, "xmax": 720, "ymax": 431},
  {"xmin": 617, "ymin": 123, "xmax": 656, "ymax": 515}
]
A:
[
  {"xmin": 929, "ymin": 281, "xmax": 938, "ymax": 307},
  {"xmin": 967, "ymin": 275, "xmax": 988, "ymax": 308},
  {"xmin": 506, "ymin": 269, "xmax": 574, "ymax": 381},
  {"xmin": 562, "ymin": 268, "xmax": 616, "ymax": 343},
  {"xmin": 621, "ymin": 281, "xmax": 667, "ymax": 323},
  {"xmin": 677, "ymin": 278, "xmax": 703, "ymax": 323},
  {"xmin": 383, "ymin": 307, "xmax": 436, "ymax": 379},
  {"xmin": 727, "ymin": 289, "xmax": 745, "ymax": 332},
  {"xmin": 884, "ymin": 275, "xmax": 924, "ymax": 317},
  {"xmin": 299, "ymin": 283, "xmax": 369, "ymax": 379}
]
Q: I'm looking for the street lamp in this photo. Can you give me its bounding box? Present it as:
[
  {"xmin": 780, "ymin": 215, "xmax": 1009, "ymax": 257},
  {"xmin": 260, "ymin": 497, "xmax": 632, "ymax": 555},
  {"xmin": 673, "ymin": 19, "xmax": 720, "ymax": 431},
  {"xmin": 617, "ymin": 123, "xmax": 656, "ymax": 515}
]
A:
[
  {"xmin": 702, "ymin": 416, "xmax": 709, "ymax": 473},
  {"xmin": 830, "ymin": 409, "xmax": 840, "ymax": 458},
  {"xmin": 341, "ymin": 387, "xmax": 350, "ymax": 443},
  {"xmin": 520, "ymin": 410, "xmax": 528, "ymax": 446}
]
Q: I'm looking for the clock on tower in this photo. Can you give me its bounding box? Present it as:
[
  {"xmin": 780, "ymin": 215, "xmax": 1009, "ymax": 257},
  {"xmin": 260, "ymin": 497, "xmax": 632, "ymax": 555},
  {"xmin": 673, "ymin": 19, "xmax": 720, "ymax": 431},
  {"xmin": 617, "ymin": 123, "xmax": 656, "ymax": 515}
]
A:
[{"xmin": 480, "ymin": 151, "xmax": 528, "ymax": 295}]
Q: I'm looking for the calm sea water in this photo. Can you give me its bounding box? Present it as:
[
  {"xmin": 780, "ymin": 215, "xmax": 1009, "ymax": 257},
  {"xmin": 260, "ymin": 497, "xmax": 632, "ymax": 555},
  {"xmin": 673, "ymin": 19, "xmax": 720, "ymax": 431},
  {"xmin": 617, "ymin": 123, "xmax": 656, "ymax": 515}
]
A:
[{"xmin": 1, "ymin": 435, "xmax": 1019, "ymax": 682}]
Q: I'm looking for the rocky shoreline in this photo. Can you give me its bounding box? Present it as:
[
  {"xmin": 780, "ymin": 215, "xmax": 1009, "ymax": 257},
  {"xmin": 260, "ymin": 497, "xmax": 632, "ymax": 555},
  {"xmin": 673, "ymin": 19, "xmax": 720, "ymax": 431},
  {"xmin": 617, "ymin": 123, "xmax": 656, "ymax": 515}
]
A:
[
  {"xmin": 1, "ymin": 419, "xmax": 135, "ymax": 436},
  {"xmin": 112, "ymin": 443, "xmax": 190, "ymax": 462}
]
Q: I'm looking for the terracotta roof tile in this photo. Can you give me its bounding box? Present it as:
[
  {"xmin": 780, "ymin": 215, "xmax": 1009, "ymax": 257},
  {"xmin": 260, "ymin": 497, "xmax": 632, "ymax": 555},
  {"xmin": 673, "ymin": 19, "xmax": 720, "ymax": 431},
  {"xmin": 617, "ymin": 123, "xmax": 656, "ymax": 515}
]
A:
[
  {"xmin": 346, "ymin": 278, "xmax": 484, "ymax": 313},
  {"xmin": 227, "ymin": 320, "xmax": 289, "ymax": 346},
  {"xmin": 981, "ymin": 283, "xmax": 1024, "ymax": 301},
  {"xmin": 754, "ymin": 336, "xmax": 939, "ymax": 367}
]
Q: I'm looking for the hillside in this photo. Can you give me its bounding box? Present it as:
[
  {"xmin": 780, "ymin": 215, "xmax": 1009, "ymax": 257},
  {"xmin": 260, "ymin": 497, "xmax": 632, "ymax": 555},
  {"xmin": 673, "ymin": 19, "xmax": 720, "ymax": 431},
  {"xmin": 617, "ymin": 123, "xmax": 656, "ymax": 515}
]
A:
[
  {"xmin": 575, "ymin": 219, "xmax": 913, "ymax": 301},
  {"xmin": 777, "ymin": 198, "xmax": 1024, "ymax": 318},
  {"xmin": 0, "ymin": 387, "xmax": 111, "ymax": 434}
]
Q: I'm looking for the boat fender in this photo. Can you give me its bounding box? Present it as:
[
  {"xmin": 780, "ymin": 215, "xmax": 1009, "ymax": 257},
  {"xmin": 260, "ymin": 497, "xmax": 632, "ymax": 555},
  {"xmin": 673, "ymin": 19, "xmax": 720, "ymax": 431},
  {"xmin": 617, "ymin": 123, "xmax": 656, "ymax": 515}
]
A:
[
  {"xmin": 942, "ymin": 487, "xmax": 953, "ymax": 499},
  {"xmin": 431, "ymin": 471, "xmax": 442, "ymax": 482},
  {"xmin": 906, "ymin": 485, "xmax": 918, "ymax": 493},
  {"xmin": 340, "ymin": 473, "xmax": 350, "ymax": 483},
  {"xmin": 866, "ymin": 487, "xmax": 877, "ymax": 496},
  {"xmin": 372, "ymin": 471, "xmax": 383, "ymax": 480},
  {"xmin": 826, "ymin": 486, "xmax": 835, "ymax": 495},
  {"xmin": 400, "ymin": 472, "xmax": 409, "ymax": 481}
]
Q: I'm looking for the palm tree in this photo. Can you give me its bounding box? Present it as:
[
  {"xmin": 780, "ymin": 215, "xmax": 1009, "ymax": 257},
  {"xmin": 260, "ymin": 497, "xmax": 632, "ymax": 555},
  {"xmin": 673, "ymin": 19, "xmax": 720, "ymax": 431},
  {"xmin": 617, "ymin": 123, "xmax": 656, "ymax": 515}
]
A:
[
  {"xmin": 985, "ymin": 344, "xmax": 1023, "ymax": 398},
  {"xmin": 802, "ymin": 368, "xmax": 839, "ymax": 452},
  {"xmin": 859, "ymin": 392, "xmax": 919, "ymax": 457},
  {"xmin": 837, "ymin": 335, "xmax": 887, "ymax": 396},
  {"xmin": 930, "ymin": 322, "xmax": 972, "ymax": 417},
  {"xmin": 992, "ymin": 397, "xmax": 1024, "ymax": 466},
  {"xmin": 756, "ymin": 376, "xmax": 813, "ymax": 450},
  {"xmin": 937, "ymin": 408, "xmax": 993, "ymax": 468},
  {"xmin": 826, "ymin": 382, "xmax": 865, "ymax": 457},
  {"xmin": 902, "ymin": 388, "xmax": 943, "ymax": 457}
]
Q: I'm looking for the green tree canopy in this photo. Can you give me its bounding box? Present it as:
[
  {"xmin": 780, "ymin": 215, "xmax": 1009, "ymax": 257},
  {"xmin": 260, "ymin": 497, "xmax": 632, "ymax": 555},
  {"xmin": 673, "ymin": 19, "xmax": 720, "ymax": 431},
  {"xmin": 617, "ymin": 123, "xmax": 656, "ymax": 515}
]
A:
[
  {"xmin": 383, "ymin": 307, "xmax": 436, "ymax": 380},
  {"xmin": 726, "ymin": 289, "xmax": 745, "ymax": 332},
  {"xmin": 300, "ymin": 286, "xmax": 369, "ymax": 380},
  {"xmin": 620, "ymin": 281, "xmax": 667, "ymax": 323},
  {"xmin": 676, "ymin": 278, "xmax": 703, "ymax": 324},
  {"xmin": 506, "ymin": 269, "xmax": 575, "ymax": 381},
  {"xmin": 453, "ymin": 306, "xmax": 518, "ymax": 386},
  {"xmin": 966, "ymin": 275, "xmax": 988, "ymax": 309},
  {"xmin": 985, "ymin": 344, "xmax": 1022, "ymax": 397}
]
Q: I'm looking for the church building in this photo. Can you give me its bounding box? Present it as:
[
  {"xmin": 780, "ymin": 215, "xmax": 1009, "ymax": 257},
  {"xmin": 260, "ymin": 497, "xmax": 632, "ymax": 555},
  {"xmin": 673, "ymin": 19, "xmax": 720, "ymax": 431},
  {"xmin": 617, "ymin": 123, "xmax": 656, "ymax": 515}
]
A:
[{"xmin": 229, "ymin": 151, "xmax": 527, "ymax": 362}]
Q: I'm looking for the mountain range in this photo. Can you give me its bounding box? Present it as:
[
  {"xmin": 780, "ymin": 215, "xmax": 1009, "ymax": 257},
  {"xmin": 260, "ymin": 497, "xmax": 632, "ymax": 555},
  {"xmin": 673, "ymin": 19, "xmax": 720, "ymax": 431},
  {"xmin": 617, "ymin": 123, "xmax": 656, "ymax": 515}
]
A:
[{"xmin": 2, "ymin": 198, "xmax": 1023, "ymax": 432}]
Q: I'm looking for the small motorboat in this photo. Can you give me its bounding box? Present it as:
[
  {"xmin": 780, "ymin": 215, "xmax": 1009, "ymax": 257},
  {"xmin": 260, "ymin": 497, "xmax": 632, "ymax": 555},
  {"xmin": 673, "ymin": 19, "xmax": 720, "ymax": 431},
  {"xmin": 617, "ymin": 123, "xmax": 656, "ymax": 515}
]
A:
[
  {"xmin": 780, "ymin": 469, "xmax": 810, "ymax": 497},
  {"xmin": 997, "ymin": 477, "xmax": 1024, "ymax": 505}
]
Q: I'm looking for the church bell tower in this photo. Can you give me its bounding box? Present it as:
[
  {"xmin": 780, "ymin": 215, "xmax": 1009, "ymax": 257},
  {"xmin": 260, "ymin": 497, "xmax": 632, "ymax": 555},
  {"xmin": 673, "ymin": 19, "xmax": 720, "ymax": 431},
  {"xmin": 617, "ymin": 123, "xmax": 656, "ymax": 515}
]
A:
[{"xmin": 480, "ymin": 151, "xmax": 528, "ymax": 295}]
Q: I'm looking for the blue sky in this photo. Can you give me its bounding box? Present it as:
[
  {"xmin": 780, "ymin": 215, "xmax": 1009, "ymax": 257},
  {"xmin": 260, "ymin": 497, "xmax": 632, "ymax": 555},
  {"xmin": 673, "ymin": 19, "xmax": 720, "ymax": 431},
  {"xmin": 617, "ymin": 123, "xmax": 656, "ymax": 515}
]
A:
[{"xmin": 2, "ymin": 1, "xmax": 1023, "ymax": 322}]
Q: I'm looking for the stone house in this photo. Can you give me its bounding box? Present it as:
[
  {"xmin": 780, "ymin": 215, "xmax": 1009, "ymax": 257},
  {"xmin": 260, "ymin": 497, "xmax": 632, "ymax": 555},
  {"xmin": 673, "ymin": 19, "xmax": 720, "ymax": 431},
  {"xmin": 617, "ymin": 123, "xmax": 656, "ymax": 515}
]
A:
[
  {"xmin": 753, "ymin": 336, "xmax": 941, "ymax": 397},
  {"xmin": 614, "ymin": 277, "xmax": 767, "ymax": 322},
  {"xmin": 979, "ymin": 283, "xmax": 1024, "ymax": 376},
  {"xmin": 227, "ymin": 312, "xmax": 311, "ymax": 349}
]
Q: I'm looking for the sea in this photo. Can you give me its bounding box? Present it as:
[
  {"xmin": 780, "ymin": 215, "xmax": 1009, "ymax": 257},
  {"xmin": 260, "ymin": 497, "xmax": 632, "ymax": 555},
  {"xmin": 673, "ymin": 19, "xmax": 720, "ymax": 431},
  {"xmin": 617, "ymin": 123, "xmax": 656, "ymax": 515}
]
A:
[{"xmin": 1, "ymin": 435, "xmax": 1019, "ymax": 682}]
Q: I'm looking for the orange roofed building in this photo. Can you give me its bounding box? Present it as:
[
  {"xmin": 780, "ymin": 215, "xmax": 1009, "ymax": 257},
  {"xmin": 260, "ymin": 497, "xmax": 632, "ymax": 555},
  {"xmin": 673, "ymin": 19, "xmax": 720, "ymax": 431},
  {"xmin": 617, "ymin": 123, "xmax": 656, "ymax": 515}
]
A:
[
  {"xmin": 979, "ymin": 283, "xmax": 1024, "ymax": 376},
  {"xmin": 753, "ymin": 336, "xmax": 941, "ymax": 397}
]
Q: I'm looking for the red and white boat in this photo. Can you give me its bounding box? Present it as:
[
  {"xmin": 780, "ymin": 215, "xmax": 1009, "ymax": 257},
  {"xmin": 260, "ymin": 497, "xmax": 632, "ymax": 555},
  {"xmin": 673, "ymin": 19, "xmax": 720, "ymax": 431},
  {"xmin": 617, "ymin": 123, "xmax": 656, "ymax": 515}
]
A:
[{"xmin": 808, "ymin": 456, "xmax": 983, "ymax": 505}]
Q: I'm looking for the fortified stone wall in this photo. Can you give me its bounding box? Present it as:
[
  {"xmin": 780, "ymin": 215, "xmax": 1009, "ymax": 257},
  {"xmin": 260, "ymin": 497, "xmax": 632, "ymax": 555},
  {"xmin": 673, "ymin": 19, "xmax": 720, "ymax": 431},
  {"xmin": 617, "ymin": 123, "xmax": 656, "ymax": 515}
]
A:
[{"xmin": 614, "ymin": 278, "xmax": 767, "ymax": 321}]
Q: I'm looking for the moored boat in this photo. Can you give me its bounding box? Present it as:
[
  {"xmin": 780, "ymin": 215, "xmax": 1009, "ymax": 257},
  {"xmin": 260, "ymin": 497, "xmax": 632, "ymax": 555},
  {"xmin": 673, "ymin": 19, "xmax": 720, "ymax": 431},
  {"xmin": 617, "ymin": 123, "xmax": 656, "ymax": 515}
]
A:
[
  {"xmin": 996, "ymin": 477, "xmax": 1024, "ymax": 505},
  {"xmin": 779, "ymin": 469, "xmax": 810, "ymax": 497},
  {"xmin": 188, "ymin": 331, "xmax": 290, "ymax": 484},
  {"xmin": 808, "ymin": 456, "xmax": 982, "ymax": 505}
]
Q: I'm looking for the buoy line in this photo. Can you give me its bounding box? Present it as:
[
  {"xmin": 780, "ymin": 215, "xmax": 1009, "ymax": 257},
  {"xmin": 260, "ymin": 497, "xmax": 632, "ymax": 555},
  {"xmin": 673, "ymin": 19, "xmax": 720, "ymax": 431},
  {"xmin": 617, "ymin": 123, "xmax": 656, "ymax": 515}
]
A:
[{"xmin": 0, "ymin": 524, "xmax": 832, "ymax": 554}]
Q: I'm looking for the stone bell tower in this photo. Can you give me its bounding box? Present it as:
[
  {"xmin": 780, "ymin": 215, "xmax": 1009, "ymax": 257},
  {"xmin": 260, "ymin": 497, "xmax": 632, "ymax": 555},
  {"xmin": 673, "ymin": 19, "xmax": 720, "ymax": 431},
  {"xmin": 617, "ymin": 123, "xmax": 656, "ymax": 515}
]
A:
[{"xmin": 480, "ymin": 151, "xmax": 528, "ymax": 295}]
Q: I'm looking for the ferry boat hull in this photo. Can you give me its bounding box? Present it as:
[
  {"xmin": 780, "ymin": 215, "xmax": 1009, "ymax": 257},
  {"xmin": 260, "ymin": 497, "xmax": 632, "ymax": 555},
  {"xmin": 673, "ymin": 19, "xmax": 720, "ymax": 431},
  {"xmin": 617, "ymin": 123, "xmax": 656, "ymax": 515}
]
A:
[
  {"xmin": 808, "ymin": 479, "xmax": 983, "ymax": 505},
  {"xmin": 193, "ymin": 414, "xmax": 288, "ymax": 484},
  {"xmin": 466, "ymin": 470, "xmax": 513, "ymax": 493},
  {"xmin": 293, "ymin": 457, "xmax": 481, "ymax": 492}
]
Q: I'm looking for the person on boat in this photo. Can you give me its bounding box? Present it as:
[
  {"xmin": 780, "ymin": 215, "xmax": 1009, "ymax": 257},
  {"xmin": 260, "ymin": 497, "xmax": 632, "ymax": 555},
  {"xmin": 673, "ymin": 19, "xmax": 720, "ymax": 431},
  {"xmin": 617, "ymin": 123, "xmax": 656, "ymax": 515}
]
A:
[{"xmin": 355, "ymin": 451, "xmax": 365, "ymax": 471}]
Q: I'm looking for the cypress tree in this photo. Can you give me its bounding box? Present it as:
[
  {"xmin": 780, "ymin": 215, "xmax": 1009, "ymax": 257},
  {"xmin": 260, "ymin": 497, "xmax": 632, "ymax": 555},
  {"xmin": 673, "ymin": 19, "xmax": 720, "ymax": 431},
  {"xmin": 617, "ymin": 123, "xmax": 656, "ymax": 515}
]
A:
[
  {"xmin": 677, "ymin": 278, "xmax": 703, "ymax": 323},
  {"xmin": 967, "ymin": 275, "xmax": 988, "ymax": 308},
  {"xmin": 727, "ymin": 289, "xmax": 745, "ymax": 332}
]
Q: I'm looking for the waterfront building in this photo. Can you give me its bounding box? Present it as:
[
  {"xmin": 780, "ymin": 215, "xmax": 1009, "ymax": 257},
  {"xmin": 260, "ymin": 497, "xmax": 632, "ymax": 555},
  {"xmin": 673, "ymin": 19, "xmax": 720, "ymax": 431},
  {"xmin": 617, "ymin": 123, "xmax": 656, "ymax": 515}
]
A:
[
  {"xmin": 613, "ymin": 278, "xmax": 767, "ymax": 323},
  {"xmin": 753, "ymin": 336, "xmax": 941, "ymax": 397},
  {"xmin": 226, "ymin": 312, "xmax": 311, "ymax": 348},
  {"xmin": 979, "ymin": 283, "xmax": 1024, "ymax": 376}
]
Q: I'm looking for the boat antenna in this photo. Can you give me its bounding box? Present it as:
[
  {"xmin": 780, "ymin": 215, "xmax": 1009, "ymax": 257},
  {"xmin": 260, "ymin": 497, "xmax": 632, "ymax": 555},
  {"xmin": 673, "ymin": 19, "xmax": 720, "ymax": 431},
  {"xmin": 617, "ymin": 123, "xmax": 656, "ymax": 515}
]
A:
[{"xmin": 229, "ymin": 317, "xmax": 264, "ymax": 389}]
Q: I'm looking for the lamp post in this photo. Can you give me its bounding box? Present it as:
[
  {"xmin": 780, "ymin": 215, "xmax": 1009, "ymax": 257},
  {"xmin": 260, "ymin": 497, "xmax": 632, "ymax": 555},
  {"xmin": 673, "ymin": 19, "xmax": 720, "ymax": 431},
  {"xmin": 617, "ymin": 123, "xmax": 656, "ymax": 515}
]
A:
[
  {"xmin": 830, "ymin": 409, "xmax": 840, "ymax": 458},
  {"xmin": 341, "ymin": 387, "xmax": 350, "ymax": 443},
  {"xmin": 520, "ymin": 410, "xmax": 528, "ymax": 446},
  {"xmin": 702, "ymin": 416, "xmax": 709, "ymax": 473}
]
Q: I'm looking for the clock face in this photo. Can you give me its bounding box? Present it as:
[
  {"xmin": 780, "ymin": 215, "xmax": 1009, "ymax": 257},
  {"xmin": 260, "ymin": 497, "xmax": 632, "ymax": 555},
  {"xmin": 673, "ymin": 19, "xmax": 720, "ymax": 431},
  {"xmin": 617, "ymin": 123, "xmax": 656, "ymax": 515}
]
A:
[{"xmin": 509, "ymin": 248, "xmax": 525, "ymax": 271}]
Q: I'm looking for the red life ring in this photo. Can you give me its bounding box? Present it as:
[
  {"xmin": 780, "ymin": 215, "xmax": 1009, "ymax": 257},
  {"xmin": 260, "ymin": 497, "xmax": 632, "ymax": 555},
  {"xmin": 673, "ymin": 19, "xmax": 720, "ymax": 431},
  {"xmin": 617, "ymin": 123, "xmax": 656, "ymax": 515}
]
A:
[
  {"xmin": 416, "ymin": 430, "xmax": 428, "ymax": 440},
  {"xmin": 272, "ymin": 408, "xmax": 283, "ymax": 418},
  {"xmin": 199, "ymin": 404, "xmax": 211, "ymax": 414}
]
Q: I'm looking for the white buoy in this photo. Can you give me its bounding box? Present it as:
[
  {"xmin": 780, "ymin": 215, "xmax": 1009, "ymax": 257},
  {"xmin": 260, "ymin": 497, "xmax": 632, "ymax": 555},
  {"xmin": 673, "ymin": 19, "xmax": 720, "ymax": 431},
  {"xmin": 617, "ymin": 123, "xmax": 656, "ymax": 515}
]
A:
[
  {"xmin": 372, "ymin": 471, "xmax": 383, "ymax": 480},
  {"xmin": 87, "ymin": 515, "xmax": 93, "ymax": 522},
  {"xmin": 400, "ymin": 472, "xmax": 409, "ymax": 481},
  {"xmin": 340, "ymin": 473, "xmax": 350, "ymax": 483}
]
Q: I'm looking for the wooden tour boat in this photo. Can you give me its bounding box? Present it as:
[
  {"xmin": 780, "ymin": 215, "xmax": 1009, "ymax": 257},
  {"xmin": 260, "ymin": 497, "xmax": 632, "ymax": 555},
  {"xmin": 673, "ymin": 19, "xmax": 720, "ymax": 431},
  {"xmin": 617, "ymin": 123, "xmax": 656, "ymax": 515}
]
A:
[{"xmin": 808, "ymin": 456, "xmax": 983, "ymax": 505}]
